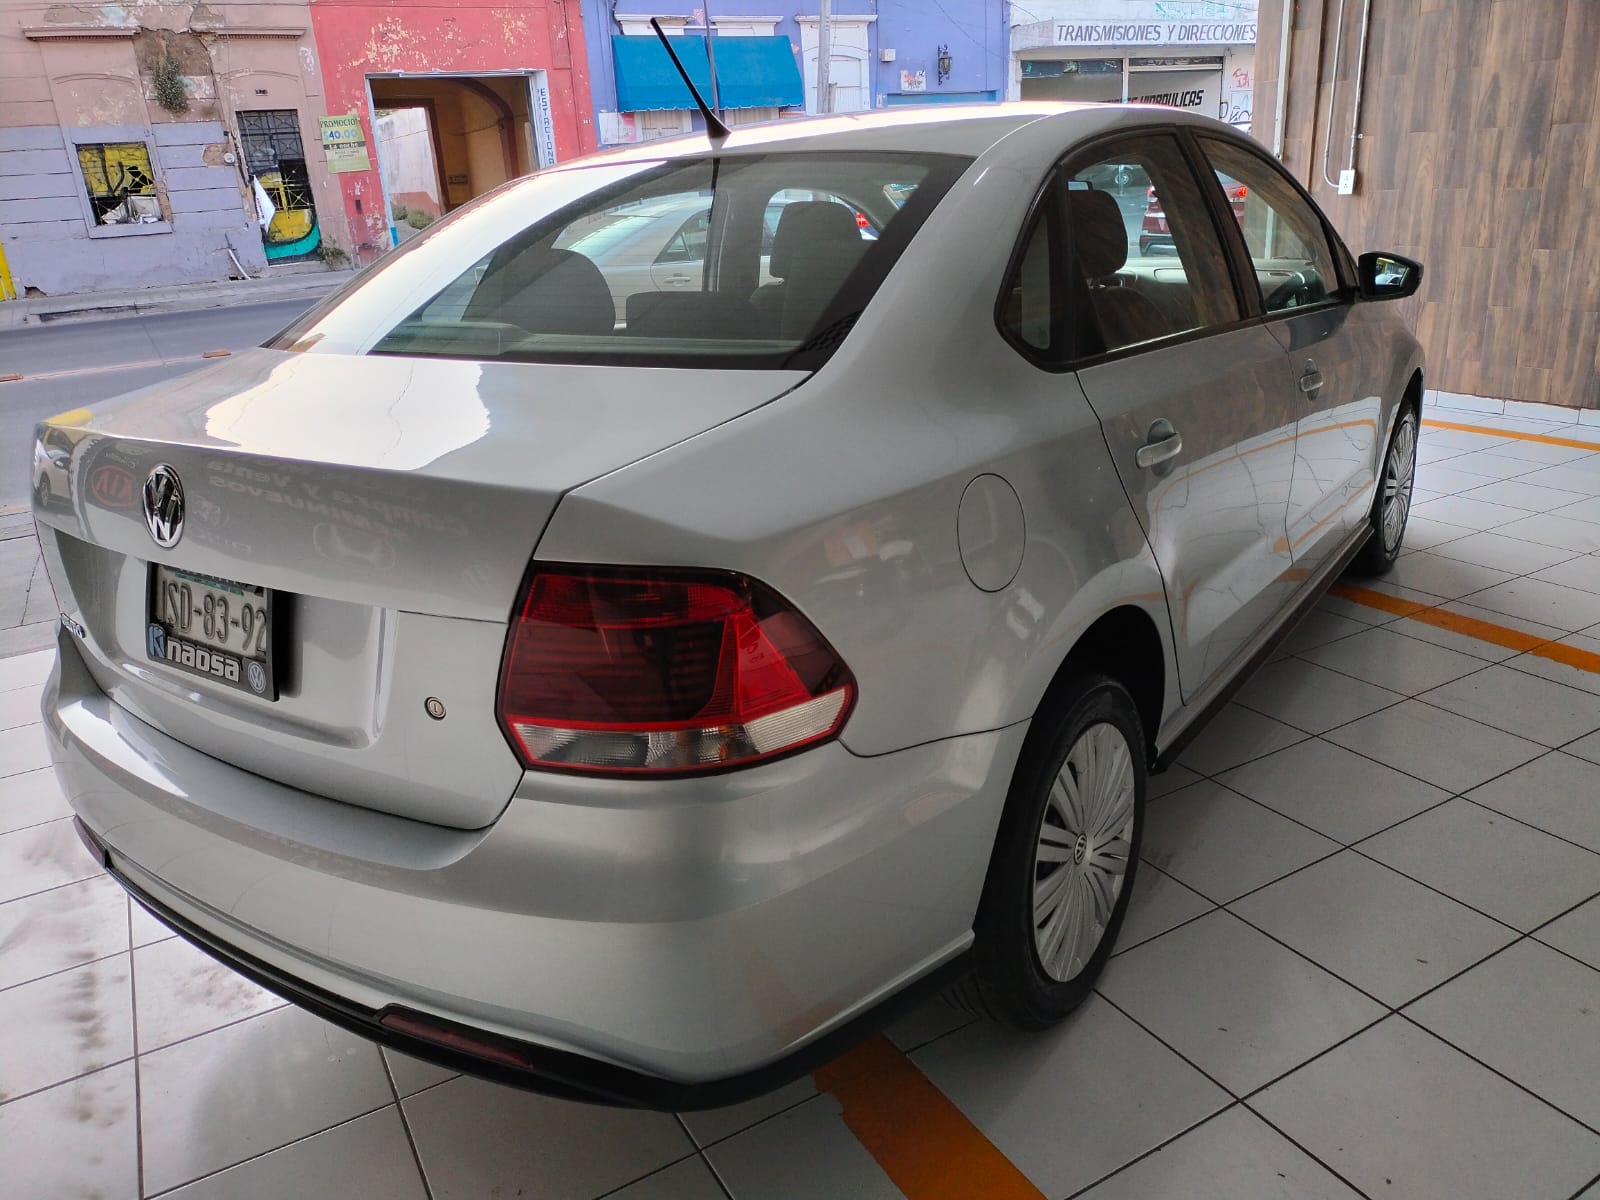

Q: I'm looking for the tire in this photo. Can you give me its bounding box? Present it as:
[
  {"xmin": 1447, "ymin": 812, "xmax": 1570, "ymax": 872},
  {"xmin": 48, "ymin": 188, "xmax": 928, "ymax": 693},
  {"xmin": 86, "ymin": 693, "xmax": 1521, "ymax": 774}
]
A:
[
  {"xmin": 1351, "ymin": 406, "xmax": 1418, "ymax": 576},
  {"xmin": 955, "ymin": 669, "xmax": 1146, "ymax": 1029},
  {"xmin": 35, "ymin": 477, "xmax": 50, "ymax": 509}
]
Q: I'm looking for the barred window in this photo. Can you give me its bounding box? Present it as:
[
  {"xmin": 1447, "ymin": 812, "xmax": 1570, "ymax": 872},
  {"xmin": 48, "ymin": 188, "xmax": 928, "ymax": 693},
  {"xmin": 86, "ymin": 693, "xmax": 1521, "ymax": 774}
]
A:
[{"xmin": 76, "ymin": 142, "xmax": 159, "ymax": 226}]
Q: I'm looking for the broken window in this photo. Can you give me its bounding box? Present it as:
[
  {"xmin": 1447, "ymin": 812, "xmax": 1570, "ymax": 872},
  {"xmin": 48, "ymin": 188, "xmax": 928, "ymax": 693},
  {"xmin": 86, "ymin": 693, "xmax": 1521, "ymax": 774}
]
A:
[{"xmin": 76, "ymin": 142, "xmax": 160, "ymax": 226}]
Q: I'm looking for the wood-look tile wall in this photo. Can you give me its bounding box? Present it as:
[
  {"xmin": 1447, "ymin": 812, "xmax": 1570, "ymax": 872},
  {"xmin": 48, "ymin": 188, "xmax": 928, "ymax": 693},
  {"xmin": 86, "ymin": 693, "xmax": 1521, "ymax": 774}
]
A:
[{"xmin": 1254, "ymin": 0, "xmax": 1600, "ymax": 408}]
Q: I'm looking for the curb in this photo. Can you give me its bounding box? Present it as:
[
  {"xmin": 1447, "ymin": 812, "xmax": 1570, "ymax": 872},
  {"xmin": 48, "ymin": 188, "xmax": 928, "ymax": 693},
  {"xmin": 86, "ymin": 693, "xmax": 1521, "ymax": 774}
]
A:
[{"xmin": 1, "ymin": 271, "xmax": 353, "ymax": 331}]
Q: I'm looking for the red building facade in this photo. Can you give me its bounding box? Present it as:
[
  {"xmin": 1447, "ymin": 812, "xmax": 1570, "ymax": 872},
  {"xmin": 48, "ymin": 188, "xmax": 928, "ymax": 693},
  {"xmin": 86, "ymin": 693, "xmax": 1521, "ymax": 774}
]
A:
[{"xmin": 308, "ymin": 0, "xmax": 597, "ymax": 264}]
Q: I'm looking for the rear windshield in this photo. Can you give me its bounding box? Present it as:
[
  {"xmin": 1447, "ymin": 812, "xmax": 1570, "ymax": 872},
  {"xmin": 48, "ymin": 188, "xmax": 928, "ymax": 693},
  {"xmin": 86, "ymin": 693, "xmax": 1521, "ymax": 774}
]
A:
[{"xmin": 272, "ymin": 151, "xmax": 971, "ymax": 371}]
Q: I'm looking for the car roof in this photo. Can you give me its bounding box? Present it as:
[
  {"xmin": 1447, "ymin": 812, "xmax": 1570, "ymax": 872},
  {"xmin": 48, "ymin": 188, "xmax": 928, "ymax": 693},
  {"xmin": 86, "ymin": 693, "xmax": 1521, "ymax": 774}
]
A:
[{"xmin": 548, "ymin": 102, "xmax": 1190, "ymax": 171}]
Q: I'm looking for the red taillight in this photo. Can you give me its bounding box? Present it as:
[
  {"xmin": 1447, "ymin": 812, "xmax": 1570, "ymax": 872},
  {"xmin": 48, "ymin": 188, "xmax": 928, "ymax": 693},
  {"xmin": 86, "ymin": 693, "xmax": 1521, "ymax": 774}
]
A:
[{"xmin": 497, "ymin": 566, "xmax": 855, "ymax": 775}]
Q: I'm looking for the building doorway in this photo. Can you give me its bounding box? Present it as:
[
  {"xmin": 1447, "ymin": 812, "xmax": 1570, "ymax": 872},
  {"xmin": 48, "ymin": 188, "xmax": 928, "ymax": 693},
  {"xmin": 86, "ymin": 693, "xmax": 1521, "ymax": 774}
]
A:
[
  {"xmin": 238, "ymin": 108, "xmax": 321, "ymax": 261},
  {"xmin": 367, "ymin": 73, "xmax": 556, "ymax": 248}
]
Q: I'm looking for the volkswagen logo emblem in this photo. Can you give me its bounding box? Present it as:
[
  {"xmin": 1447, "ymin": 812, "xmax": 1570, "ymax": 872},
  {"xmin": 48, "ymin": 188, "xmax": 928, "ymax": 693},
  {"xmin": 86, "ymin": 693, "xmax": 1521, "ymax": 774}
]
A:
[{"xmin": 143, "ymin": 464, "xmax": 186, "ymax": 549}]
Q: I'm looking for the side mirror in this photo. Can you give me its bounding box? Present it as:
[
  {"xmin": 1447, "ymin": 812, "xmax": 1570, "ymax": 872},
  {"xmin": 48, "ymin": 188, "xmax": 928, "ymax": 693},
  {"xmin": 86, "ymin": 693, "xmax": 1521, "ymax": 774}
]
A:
[{"xmin": 1358, "ymin": 251, "xmax": 1423, "ymax": 301}]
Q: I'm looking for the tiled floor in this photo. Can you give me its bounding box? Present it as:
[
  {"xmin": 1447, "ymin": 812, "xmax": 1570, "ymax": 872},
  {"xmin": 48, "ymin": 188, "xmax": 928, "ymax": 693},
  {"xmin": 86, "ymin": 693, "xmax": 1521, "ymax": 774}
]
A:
[{"xmin": 3, "ymin": 396, "xmax": 1600, "ymax": 1199}]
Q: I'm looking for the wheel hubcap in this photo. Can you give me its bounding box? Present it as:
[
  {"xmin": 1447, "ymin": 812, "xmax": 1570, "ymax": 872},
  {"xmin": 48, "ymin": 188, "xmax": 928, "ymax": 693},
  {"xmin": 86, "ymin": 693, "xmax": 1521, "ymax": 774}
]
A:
[
  {"xmin": 1032, "ymin": 722, "xmax": 1136, "ymax": 983},
  {"xmin": 1381, "ymin": 418, "xmax": 1416, "ymax": 553}
]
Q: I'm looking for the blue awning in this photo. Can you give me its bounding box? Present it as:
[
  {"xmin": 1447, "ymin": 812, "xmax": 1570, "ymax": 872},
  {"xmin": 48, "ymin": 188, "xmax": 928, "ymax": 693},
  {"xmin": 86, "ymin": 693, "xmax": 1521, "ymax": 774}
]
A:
[
  {"xmin": 613, "ymin": 34, "xmax": 802, "ymax": 112},
  {"xmin": 612, "ymin": 35, "xmax": 715, "ymax": 112},
  {"xmin": 710, "ymin": 36, "xmax": 804, "ymax": 109}
]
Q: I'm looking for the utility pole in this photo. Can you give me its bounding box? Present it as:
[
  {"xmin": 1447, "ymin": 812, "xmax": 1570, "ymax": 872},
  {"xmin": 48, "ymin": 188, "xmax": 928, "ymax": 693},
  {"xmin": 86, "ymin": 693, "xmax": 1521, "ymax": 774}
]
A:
[{"xmin": 815, "ymin": 0, "xmax": 832, "ymax": 113}]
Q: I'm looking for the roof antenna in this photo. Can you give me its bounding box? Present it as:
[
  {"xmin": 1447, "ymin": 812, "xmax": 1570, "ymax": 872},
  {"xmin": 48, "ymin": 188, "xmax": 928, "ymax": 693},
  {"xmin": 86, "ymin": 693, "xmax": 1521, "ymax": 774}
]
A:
[{"xmin": 650, "ymin": 17, "xmax": 730, "ymax": 141}]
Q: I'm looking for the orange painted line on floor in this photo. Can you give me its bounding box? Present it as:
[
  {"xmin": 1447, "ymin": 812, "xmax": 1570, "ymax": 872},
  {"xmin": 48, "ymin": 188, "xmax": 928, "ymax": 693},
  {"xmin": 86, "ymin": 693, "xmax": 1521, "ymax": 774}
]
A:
[
  {"xmin": 1421, "ymin": 418, "xmax": 1600, "ymax": 452},
  {"xmin": 1330, "ymin": 582, "xmax": 1600, "ymax": 674},
  {"xmin": 812, "ymin": 1035, "xmax": 1046, "ymax": 1200}
]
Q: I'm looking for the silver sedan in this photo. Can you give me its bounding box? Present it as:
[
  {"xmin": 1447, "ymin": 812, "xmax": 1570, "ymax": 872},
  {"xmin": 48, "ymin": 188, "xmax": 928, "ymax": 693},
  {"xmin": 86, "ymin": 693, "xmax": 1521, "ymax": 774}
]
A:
[{"xmin": 36, "ymin": 102, "xmax": 1423, "ymax": 1108}]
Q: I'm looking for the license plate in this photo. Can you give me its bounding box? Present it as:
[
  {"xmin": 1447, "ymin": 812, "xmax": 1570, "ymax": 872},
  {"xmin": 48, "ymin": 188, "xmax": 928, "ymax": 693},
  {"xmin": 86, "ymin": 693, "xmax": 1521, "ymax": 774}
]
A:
[{"xmin": 146, "ymin": 566, "xmax": 277, "ymax": 699}]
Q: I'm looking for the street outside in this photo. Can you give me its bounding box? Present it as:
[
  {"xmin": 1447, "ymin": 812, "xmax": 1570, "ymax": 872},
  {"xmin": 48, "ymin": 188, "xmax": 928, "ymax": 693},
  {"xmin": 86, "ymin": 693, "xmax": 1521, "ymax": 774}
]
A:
[{"xmin": 1, "ymin": 299, "xmax": 315, "ymax": 656}]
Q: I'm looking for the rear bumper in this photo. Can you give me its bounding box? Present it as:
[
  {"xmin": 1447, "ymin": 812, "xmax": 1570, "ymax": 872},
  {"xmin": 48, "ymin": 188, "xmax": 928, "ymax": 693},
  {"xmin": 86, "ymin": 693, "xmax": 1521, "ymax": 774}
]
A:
[{"xmin": 45, "ymin": 629, "xmax": 1024, "ymax": 1106}]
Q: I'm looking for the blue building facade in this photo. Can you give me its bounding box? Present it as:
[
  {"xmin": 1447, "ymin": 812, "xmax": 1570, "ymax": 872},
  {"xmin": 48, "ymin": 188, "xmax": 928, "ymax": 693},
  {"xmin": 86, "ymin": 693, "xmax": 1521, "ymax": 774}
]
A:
[{"xmin": 579, "ymin": 0, "xmax": 1010, "ymax": 147}]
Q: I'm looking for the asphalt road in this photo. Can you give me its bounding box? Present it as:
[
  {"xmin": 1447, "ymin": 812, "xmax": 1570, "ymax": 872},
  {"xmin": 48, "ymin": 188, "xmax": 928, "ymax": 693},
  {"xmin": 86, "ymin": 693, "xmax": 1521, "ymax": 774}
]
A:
[{"xmin": 0, "ymin": 299, "xmax": 313, "ymax": 509}]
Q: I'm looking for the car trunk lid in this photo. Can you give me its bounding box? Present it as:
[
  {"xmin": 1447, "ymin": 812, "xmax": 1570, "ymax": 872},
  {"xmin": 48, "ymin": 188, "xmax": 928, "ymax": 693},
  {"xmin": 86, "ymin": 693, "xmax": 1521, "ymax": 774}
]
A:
[{"xmin": 36, "ymin": 348, "xmax": 805, "ymax": 828}]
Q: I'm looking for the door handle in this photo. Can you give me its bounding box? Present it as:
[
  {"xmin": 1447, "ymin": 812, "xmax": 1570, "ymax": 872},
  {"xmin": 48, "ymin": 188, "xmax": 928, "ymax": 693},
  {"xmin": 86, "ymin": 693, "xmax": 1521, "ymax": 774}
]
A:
[
  {"xmin": 1135, "ymin": 419, "xmax": 1183, "ymax": 470},
  {"xmin": 1299, "ymin": 359, "xmax": 1324, "ymax": 398}
]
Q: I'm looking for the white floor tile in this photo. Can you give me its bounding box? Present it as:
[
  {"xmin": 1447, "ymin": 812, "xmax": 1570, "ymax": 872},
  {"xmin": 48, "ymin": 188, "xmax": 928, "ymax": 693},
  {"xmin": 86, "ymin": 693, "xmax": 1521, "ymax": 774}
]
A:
[
  {"xmin": 1419, "ymin": 665, "xmax": 1600, "ymax": 746},
  {"xmin": 1437, "ymin": 450, "xmax": 1545, "ymax": 480},
  {"xmin": 681, "ymin": 1075, "xmax": 818, "ymax": 1149},
  {"xmin": 0, "ymin": 818, "xmax": 101, "ymax": 905},
  {"xmin": 0, "ymin": 873, "xmax": 129, "ymax": 992},
  {"xmin": 1078, "ymin": 1105, "xmax": 1362, "ymax": 1200},
  {"xmin": 1098, "ymin": 911, "xmax": 1384, "ymax": 1095},
  {"xmin": 1534, "ymin": 554, "xmax": 1600, "ymax": 596},
  {"xmin": 609, "ymin": 1156, "xmax": 729, "ymax": 1199},
  {"xmin": 0, "ymin": 685, "xmax": 43, "ymax": 733},
  {"xmin": 1117, "ymin": 862, "xmax": 1213, "ymax": 951},
  {"xmin": 1492, "ymin": 512, "xmax": 1600, "ymax": 554},
  {"xmin": 1486, "ymin": 441, "xmax": 1600, "ymax": 468},
  {"xmin": 1312, "ymin": 594, "xmax": 1394, "ymax": 626},
  {"xmin": 1230, "ymin": 851, "xmax": 1515, "ymax": 1007},
  {"xmin": 1415, "ymin": 464, "xmax": 1509, "ymax": 495},
  {"xmin": 1399, "ymin": 515, "xmax": 1478, "ymax": 550},
  {"xmin": 1553, "ymin": 495, "xmax": 1600, "ymax": 525},
  {"xmin": 1418, "ymin": 427, "xmax": 1512, "ymax": 452},
  {"xmin": 0, "ymin": 650, "xmax": 52, "ymax": 692},
  {"xmin": 0, "ymin": 766, "xmax": 70, "ymax": 834},
  {"xmin": 1466, "ymin": 752, "xmax": 1600, "ymax": 852},
  {"xmin": 1217, "ymin": 738, "xmax": 1449, "ymax": 844},
  {"xmin": 1536, "ymin": 898, "xmax": 1600, "ymax": 970},
  {"xmin": 1407, "ymin": 940, "xmax": 1600, "ymax": 1128},
  {"xmin": 1377, "ymin": 613, "xmax": 1527, "ymax": 663},
  {"xmin": 0, "ymin": 722, "xmax": 51, "ymax": 778},
  {"xmin": 1149, "ymin": 764, "xmax": 1201, "ymax": 801},
  {"xmin": 883, "ymin": 995, "xmax": 973, "ymax": 1054},
  {"xmin": 1254, "ymin": 1017, "xmax": 1600, "ymax": 1200},
  {"xmin": 1416, "ymin": 442, "xmax": 1472, "ymax": 466},
  {"xmin": 1233, "ymin": 658, "xmax": 1404, "ymax": 734},
  {"xmin": 1276, "ymin": 609, "xmax": 1369, "ymax": 658},
  {"xmin": 1456, "ymin": 478, "xmax": 1589, "ymax": 513},
  {"xmin": 133, "ymin": 935, "xmax": 285, "ymax": 1053},
  {"xmin": 1299, "ymin": 625, "xmax": 1491, "ymax": 695},
  {"xmin": 139, "ymin": 1006, "xmax": 394, "ymax": 1196},
  {"xmin": 404, "ymin": 1075, "xmax": 694, "ymax": 1200},
  {"xmin": 912, "ymin": 996, "xmax": 1230, "ymax": 1196},
  {"xmin": 130, "ymin": 897, "xmax": 176, "ymax": 947},
  {"xmin": 707, "ymin": 1094, "xmax": 902, "ymax": 1200},
  {"xmin": 1516, "ymin": 461, "xmax": 1600, "ymax": 494},
  {"xmin": 1381, "ymin": 551, "xmax": 1515, "ymax": 600},
  {"xmin": 1566, "ymin": 729, "xmax": 1600, "ymax": 766},
  {"xmin": 1407, "ymin": 495, "xmax": 1529, "ymax": 532},
  {"xmin": 0, "ymin": 956, "xmax": 132, "ymax": 1100},
  {"xmin": 1507, "ymin": 640, "xmax": 1600, "ymax": 697},
  {"xmin": 1428, "ymin": 529, "xmax": 1580, "ymax": 574},
  {"xmin": 0, "ymin": 1063, "xmax": 137, "ymax": 1200},
  {"xmin": 382, "ymin": 1048, "xmax": 457, "ymax": 1099},
  {"xmin": 1142, "ymin": 781, "xmax": 1339, "ymax": 903},
  {"xmin": 1176, "ymin": 705, "xmax": 1308, "ymax": 776},
  {"xmin": 1324, "ymin": 700, "xmax": 1544, "ymax": 794},
  {"xmin": 159, "ymin": 1107, "xmax": 428, "ymax": 1200},
  {"xmin": 1360, "ymin": 799, "xmax": 1600, "ymax": 931}
]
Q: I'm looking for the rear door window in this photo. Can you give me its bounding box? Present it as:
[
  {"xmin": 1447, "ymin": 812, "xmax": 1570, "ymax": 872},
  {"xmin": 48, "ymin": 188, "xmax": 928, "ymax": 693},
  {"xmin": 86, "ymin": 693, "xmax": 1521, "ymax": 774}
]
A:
[
  {"xmin": 1061, "ymin": 134, "xmax": 1240, "ymax": 357},
  {"xmin": 293, "ymin": 152, "xmax": 969, "ymax": 371}
]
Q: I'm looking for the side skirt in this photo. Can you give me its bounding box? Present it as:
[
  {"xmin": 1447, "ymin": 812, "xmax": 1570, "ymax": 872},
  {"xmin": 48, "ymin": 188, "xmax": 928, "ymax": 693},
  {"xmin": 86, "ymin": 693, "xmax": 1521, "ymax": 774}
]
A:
[{"xmin": 1152, "ymin": 524, "xmax": 1372, "ymax": 771}]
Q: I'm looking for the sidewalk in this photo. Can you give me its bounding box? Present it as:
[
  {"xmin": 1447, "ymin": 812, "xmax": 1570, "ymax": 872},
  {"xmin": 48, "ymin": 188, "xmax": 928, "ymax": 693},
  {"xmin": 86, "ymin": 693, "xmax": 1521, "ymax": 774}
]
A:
[{"xmin": 0, "ymin": 268, "xmax": 355, "ymax": 332}]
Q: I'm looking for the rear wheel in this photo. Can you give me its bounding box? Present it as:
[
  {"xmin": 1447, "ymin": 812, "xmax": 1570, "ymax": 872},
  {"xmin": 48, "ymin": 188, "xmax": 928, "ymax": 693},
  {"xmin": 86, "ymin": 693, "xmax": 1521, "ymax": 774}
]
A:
[
  {"xmin": 1351, "ymin": 407, "xmax": 1418, "ymax": 576},
  {"xmin": 957, "ymin": 670, "xmax": 1145, "ymax": 1028}
]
